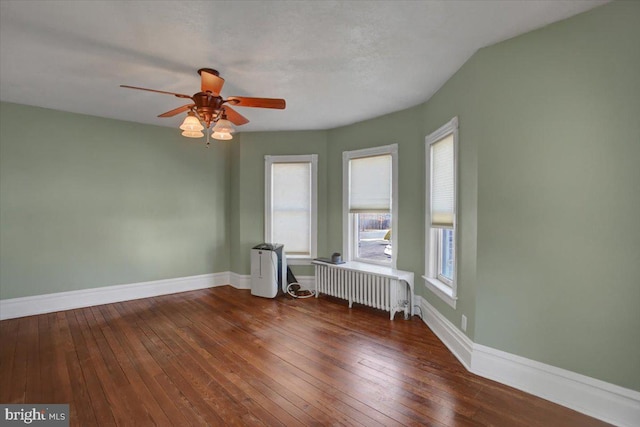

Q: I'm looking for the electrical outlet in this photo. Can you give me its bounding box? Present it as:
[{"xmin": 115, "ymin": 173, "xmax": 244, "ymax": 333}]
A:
[{"xmin": 461, "ymin": 315, "xmax": 467, "ymax": 331}]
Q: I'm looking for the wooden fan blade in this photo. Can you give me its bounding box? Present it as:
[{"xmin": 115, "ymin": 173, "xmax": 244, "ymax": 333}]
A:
[
  {"xmin": 158, "ymin": 104, "xmax": 195, "ymax": 118},
  {"xmin": 223, "ymin": 106, "xmax": 249, "ymax": 126},
  {"xmin": 198, "ymin": 69, "xmax": 225, "ymax": 95},
  {"xmin": 226, "ymin": 96, "xmax": 286, "ymax": 109},
  {"xmin": 120, "ymin": 85, "xmax": 192, "ymax": 99}
]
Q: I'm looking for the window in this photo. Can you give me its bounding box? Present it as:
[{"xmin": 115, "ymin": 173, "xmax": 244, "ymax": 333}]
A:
[
  {"xmin": 424, "ymin": 117, "xmax": 458, "ymax": 308},
  {"xmin": 343, "ymin": 144, "xmax": 398, "ymax": 267},
  {"xmin": 265, "ymin": 154, "xmax": 318, "ymax": 264}
]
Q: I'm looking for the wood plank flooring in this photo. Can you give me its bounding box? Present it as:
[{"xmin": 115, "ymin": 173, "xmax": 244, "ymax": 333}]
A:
[{"xmin": 0, "ymin": 286, "xmax": 610, "ymax": 426}]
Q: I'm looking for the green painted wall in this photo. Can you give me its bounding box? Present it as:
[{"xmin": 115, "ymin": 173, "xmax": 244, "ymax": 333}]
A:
[
  {"xmin": 233, "ymin": 130, "xmax": 329, "ymax": 277},
  {"xmin": 228, "ymin": 134, "xmax": 242, "ymax": 274},
  {"xmin": 470, "ymin": 1, "xmax": 640, "ymax": 390},
  {"xmin": 416, "ymin": 0, "xmax": 640, "ymax": 390},
  {"xmin": 0, "ymin": 102, "xmax": 230, "ymax": 299}
]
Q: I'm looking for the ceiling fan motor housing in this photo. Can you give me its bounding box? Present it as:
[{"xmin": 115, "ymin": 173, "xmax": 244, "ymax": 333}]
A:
[{"xmin": 193, "ymin": 92, "xmax": 224, "ymax": 126}]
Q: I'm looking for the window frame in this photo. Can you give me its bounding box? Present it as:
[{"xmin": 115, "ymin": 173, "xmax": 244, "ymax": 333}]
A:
[
  {"xmin": 342, "ymin": 144, "xmax": 398, "ymax": 268},
  {"xmin": 264, "ymin": 154, "xmax": 318, "ymax": 265},
  {"xmin": 424, "ymin": 117, "xmax": 459, "ymax": 308},
  {"xmin": 436, "ymin": 228, "xmax": 454, "ymax": 286}
]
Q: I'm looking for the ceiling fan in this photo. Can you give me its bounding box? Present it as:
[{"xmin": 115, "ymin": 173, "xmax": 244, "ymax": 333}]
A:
[{"xmin": 121, "ymin": 68, "xmax": 286, "ymax": 144}]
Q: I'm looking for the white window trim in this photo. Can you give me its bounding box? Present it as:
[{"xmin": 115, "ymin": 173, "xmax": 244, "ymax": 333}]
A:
[
  {"xmin": 342, "ymin": 144, "xmax": 398, "ymax": 268},
  {"xmin": 265, "ymin": 154, "xmax": 318, "ymax": 265},
  {"xmin": 424, "ymin": 117, "xmax": 458, "ymax": 309}
]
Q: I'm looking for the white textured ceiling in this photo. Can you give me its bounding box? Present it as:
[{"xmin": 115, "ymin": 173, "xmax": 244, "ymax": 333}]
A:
[{"xmin": 0, "ymin": 0, "xmax": 607, "ymax": 132}]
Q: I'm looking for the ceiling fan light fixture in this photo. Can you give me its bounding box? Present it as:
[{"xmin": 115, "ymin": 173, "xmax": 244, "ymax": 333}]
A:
[
  {"xmin": 179, "ymin": 112, "xmax": 204, "ymax": 131},
  {"xmin": 211, "ymin": 115, "xmax": 235, "ymax": 140},
  {"xmin": 181, "ymin": 129, "xmax": 204, "ymax": 138},
  {"xmin": 212, "ymin": 131, "xmax": 233, "ymax": 140},
  {"xmin": 213, "ymin": 117, "xmax": 235, "ymax": 134}
]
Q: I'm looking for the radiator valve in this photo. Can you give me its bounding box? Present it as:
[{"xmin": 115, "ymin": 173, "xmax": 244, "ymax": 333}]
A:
[{"xmin": 401, "ymin": 299, "xmax": 410, "ymax": 320}]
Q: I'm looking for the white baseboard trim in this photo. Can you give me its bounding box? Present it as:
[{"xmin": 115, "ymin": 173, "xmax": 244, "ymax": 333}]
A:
[
  {"xmin": 229, "ymin": 272, "xmax": 251, "ymax": 290},
  {"xmin": 472, "ymin": 344, "xmax": 640, "ymax": 427},
  {"xmin": 0, "ymin": 271, "xmax": 314, "ymax": 320},
  {"xmin": 418, "ymin": 296, "xmax": 640, "ymax": 427},
  {"xmin": 416, "ymin": 295, "xmax": 473, "ymax": 370},
  {"xmin": 0, "ymin": 273, "xmax": 316, "ymax": 320},
  {"xmin": 0, "ymin": 272, "xmax": 231, "ymax": 320}
]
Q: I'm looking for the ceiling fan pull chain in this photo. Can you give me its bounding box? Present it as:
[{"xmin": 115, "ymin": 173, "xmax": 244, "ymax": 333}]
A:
[{"xmin": 206, "ymin": 125, "xmax": 211, "ymax": 148}]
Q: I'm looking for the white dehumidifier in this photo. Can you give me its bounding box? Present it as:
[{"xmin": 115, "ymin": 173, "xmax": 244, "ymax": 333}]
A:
[{"xmin": 250, "ymin": 243, "xmax": 287, "ymax": 298}]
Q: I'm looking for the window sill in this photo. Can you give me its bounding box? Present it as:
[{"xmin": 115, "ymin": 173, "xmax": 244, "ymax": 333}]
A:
[
  {"xmin": 353, "ymin": 257, "xmax": 395, "ymax": 269},
  {"xmin": 422, "ymin": 276, "xmax": 457, "ymax": 309},
  {"xmin": 286, "ymin": 258, "xmax": 313, "ymax": 266}
]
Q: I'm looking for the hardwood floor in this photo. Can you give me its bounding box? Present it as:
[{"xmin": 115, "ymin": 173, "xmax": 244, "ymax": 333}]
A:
[{"xmin": 1, "ymin": 286, "xmax": 610, "ymax": 426}]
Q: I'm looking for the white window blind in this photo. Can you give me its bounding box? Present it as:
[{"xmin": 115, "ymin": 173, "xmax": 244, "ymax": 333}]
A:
[
  {"xmin": 349, "ymin": 154, "xmax": 392, "ymax": 213},
  {"xmin": 430, "ymin": 134, "xmax": 455, "ymax": 228},
  {"xmin": 271, "ymin": 162, "xmax": 311, "ymax": 254}
]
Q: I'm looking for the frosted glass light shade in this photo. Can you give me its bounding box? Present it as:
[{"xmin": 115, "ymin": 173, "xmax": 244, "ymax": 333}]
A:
[
  {"xmin": 179, "ymin": 113, "xmax": 204, "ymax": 131},
  {"xmin": 212, "ymin": 118, "xmax": 235, "ymax": 134},
  {"xmin": 211, "ymin": 131, "xmax": 233, "ymax": 140},
  {"xmin": 181, "ymin": 130, "xmax": 204, "ymax": 138},
  {"xmin": 211, "ymin": 118, "xmax": 235, "ymax": 140}
]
